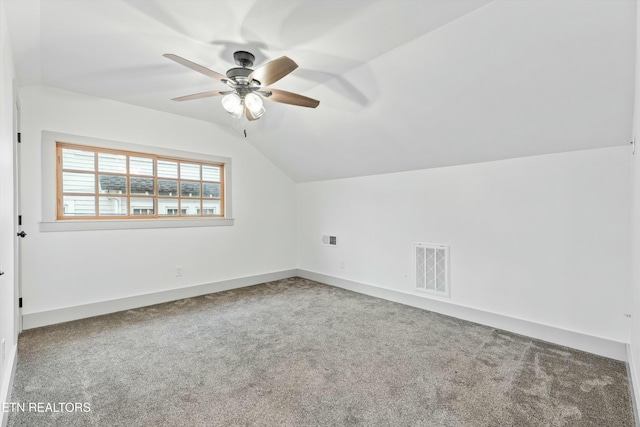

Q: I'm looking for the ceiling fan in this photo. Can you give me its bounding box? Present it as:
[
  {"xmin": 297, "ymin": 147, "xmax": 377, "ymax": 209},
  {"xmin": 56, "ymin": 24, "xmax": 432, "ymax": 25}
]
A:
[{"xmin": 164, "ymin": 51, "xmax": 320, "ymax": 121}]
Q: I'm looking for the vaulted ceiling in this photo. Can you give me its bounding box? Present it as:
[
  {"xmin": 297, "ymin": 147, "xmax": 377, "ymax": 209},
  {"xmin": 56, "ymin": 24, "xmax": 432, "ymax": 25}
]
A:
[{"xmin": 3, "ymin": 0, "xmax": 636, "ymax": 182}]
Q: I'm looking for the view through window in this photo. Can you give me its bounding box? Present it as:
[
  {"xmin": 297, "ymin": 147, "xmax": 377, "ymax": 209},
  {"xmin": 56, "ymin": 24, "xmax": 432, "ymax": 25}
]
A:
[{"xmin": 57, "ymin": 142, "xmax": 225, "ymax": 219}]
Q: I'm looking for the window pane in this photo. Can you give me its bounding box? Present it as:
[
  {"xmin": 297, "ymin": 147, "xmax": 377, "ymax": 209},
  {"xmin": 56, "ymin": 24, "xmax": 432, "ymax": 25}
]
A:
[
  {"xmin": 98, "ymin": 152, "xmax": 126, "ymax": 173},
  {"xmin": 98, "ymin": 197, "xmax": 127, "ymax": 216},
  {"xmin": 180, "ymin": 163, "xmax": 200, "ymax": 180},
  {"xmin": 130, "ymin": 198, "xmax": 155, "ymax": 215},
  {"xmin": 130, "ymin": 177, "xmax": 155, "ymax": 195},
  {"xmin": 99, "ymin": 175, "xmax": 127, "ymax": 194},
  {"xmin": 180, "ymin": 199, "xmax": 200, "ymax": 216},
  {"xmin": 130, "ymin": 156, "xmax": 154, "ymax": 176},
  {"xmin": 158, "ymin": 180, "xmax": 178, "ymax": 197},
  {"xmin": 158, "ymin": 199, "xmax": 180, "ymax": 216},
  {"xmin": 202, "ymin": 165, "xmax": 221, "ymax": 182},
  {"xmin": 63, "ymin": 172, "xmax": 95, "ymax": 193},
  {"xmin": 202, "ymin": 199, "xmax": 221, "ymax": 216},
  {"xmin": 181, "ymin": 182, "xmax": 200, "ymax": 198},
  {"xmin": 62, "ymin": 196, "xmax": 95, "ymax": 216},
  {"xmin": 158, "ymin": 160, "xmax": 178, "ymax": 178},
  {"xmin": 203, "ymin": 183, "xmax": 221, "ymax": 198},
  {"xmin": 62, "ymin": 148, "xmax": 94, "ymax": 171}
]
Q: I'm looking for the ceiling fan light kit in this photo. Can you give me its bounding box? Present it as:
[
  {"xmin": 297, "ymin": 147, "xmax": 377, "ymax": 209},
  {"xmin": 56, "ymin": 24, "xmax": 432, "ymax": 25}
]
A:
[
  {"xmin": 221, "ymin": 93, "xmax": 243, "ymax": 119},
  {"xmin": 244, "ymin": 93, "xmax": 265, "ymax": 118},
  {"xmin": 164, "ymin": 50, "xmax": 319, "ymax": 122}
]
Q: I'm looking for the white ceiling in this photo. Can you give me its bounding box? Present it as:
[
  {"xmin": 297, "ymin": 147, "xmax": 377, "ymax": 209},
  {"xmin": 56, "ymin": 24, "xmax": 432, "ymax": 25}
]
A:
[{"xmin": 3, "ymin": 0, "xmax": 636, "ymax": 182}]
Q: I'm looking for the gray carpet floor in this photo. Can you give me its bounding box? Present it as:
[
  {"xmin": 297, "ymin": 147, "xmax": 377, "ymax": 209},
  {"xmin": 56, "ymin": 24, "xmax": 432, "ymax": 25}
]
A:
[{"xmin": 7, "ymin": 277, "xmax": 635, "ymax": 426}]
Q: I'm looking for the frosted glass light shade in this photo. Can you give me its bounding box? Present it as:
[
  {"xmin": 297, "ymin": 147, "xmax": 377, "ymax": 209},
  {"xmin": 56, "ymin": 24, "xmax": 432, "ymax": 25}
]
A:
[
  {"xmin": 221, "ymin": 93, "xmax": 243, "ymax": 119},
  {"xmin": 244, "ymin": 93, "xmax": 265, "ymax": 119}
]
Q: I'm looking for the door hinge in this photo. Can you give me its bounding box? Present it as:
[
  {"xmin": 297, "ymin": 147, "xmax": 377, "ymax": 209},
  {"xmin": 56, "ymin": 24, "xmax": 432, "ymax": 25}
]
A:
[
  {"xmin": 17, "ymin": 133, "xmax": 21, "ymax": 143},
  {"xmin": 18, "ymin": 298, "xmax": 22, "ymax": 308},
  {"xmin": 18, "ymin": 215, "xmax": 22, "ymax": 226}
]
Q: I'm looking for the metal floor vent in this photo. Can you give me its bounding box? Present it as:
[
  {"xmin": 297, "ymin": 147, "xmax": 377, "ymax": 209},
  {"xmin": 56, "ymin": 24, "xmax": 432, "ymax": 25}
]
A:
[{"xmin": 415, "ymin": 243, "xmax": 450, "ymax": 297}]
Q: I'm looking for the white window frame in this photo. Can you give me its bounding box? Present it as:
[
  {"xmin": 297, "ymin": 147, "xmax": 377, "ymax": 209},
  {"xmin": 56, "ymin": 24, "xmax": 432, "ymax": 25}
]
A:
[{"xmin": 40, "ymin": 131, "xmax": 234, "ymax": 232}]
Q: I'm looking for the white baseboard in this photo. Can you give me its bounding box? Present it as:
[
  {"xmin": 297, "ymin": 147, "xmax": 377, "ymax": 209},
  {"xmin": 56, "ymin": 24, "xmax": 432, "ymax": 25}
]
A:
[
  {"xmin": 297, "ymin": 269, "xmax": 627, "ymax": 361},
  {"xmin": 1, "ymin": 344, "xmax": 17, "ymax": 427},
  {"xmin": 627, "ymin": 344, "xmax": 640, "ymax": 426},
  {"xmin": 21, "ymin": 268, "xmax": 628, "ymax": 361},
  {"xmin": 23, "ymin": 269, "xmax": 298, "ymax": 330}
]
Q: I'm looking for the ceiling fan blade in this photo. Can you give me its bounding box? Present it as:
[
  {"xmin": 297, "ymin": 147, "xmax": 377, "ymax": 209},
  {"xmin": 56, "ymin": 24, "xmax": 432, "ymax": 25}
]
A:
[
  {"xmin": 262, "ymin": 89, "xmax": 320, "ymax": 108},
  {"xmin": 163, "ymin": 54, "xmax": 230, "ymax": 83},
  {"xmin": 244, "ymin": 105, "xmax": 260, "ymax": 121},
  {"xmin": 171, "ymin": 90, "xmax": 231, "ymax": 102},
  {"xmin": 248, "ymin": 56, "xmax": 298, "ymax": 86}
]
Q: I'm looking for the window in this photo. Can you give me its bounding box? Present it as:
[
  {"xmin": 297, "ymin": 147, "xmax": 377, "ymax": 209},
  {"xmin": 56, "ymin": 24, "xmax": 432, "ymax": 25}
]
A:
[
  {"xmin": 41, "ymin": 131, "xmax": 233, "ymax": 232},
  {"xmin": 57, "ymin": 142, "xmax": 225, "ymax": 220}
]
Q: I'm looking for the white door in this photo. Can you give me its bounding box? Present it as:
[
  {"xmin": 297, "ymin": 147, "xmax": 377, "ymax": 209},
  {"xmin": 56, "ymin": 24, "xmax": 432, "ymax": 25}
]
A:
[{"xmin": 13, "ymin": 89, "xmax": 22, "ymax": 334}]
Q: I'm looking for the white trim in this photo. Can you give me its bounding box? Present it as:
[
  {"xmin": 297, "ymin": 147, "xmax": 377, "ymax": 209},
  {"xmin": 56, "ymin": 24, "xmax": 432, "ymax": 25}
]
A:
[
  {"xmin": 22, "ymin": 270, "xmax": 297, "ymax": 329},
  {"xmin": 19, "ymin": 267, "xmax": 629, "ymax": 359},
  {"xmin": 627, "ymin": 344, "xmax": 640, "ymax": 426},
  {"xmin": 0, "ymin": 344, "xmax": 17, "ymax": 427},
  {"xmin": 297, "ymin": 269, "xmax": 627, "ymax": 361},
  {"xmin": 40, "ymin": 130, "xmax": 234, "ymax": 231},
  {"xmin": 39, "ymin": 217, "xmax": 234, "ymax": 232}
]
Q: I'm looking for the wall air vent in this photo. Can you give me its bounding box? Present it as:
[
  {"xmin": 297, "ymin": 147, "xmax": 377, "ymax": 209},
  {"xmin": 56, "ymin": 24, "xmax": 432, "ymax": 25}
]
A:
[
  {"xmin": 322, "ymin": 235, "xmax": 338, "ymax": 247},
  {"xmin": 415, "ymin": 243, "xmax": 450, "ymax": 297}
]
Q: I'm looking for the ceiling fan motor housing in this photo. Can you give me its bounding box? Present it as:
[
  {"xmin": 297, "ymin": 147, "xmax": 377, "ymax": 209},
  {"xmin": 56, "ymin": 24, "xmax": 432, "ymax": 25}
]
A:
[
  {"xmin": 228, "ymin": 51, "xmax": 261, "ymax": 86},
  {"xmin": 233, "ymin": 51, "xmax": 255, "ymax": 68},
  {"xmin": 226, "ymin": 67, "xmax": 252, "ymax": 82}
]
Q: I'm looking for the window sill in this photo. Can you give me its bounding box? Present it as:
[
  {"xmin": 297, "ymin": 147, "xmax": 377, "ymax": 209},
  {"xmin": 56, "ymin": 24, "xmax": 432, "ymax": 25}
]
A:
[{"xmin": 39, "ymin": 218, "xmax": 234, "ymax": 232}]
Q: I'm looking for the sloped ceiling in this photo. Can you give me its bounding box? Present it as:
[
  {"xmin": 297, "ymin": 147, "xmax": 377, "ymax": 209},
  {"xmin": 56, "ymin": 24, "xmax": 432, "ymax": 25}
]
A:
[{"xmin": 3, "ymin": 0, "xmax": 636, "ymax": 182}]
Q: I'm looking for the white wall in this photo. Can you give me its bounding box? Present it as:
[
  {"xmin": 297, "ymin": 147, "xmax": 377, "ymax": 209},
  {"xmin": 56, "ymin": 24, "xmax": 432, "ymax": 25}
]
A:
[
  {"xmin": 0, "ymin": 0, "xmax": 18, "ymax": 421},
  {"xmin": 253, "ymin": 0, "xmax": 636, "ymax": 183},
  {"xmin": 19, "ymin": 86, "xmax": 297, "ymax": 318},
  {"xmin": 629, "ymin": 0, "xmax": 640, "ymax": 409},
  {"xmin": 298, "ymin": 147, "xmax": 632, "ymax": 352}
]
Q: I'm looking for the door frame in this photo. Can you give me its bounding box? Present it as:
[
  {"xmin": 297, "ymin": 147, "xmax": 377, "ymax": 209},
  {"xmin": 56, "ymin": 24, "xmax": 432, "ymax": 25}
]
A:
[{"xmin": 13, "ymin": 80, "xmax": 22, "ymax": 334}]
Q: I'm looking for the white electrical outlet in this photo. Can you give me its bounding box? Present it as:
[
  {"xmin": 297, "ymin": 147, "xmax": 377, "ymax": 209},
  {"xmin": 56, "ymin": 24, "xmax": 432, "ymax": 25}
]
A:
[{"xmin": 176, "ymin": 266, "xmax": 183, "ymax": 277}]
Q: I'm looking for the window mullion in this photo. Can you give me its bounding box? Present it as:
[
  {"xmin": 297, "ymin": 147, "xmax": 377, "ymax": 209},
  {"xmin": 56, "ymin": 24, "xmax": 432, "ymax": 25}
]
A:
[
  {"xmin": 177, "ymin": 162, "xmax": 182, "ymax": 217},
  {"xmin": 94, "ymin": 148, "xmax": 99, "ymax": 216},
  {"xmin": 125, "ymin": 153, "xmax": 130, "ymax": 217},
  {"xmin": 198, "ymin": 164, "xmax": 202, "ymax": 216},
  {"xmin": 153, "ymin": 154, "xmax": 159, "ymax": 218}
]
